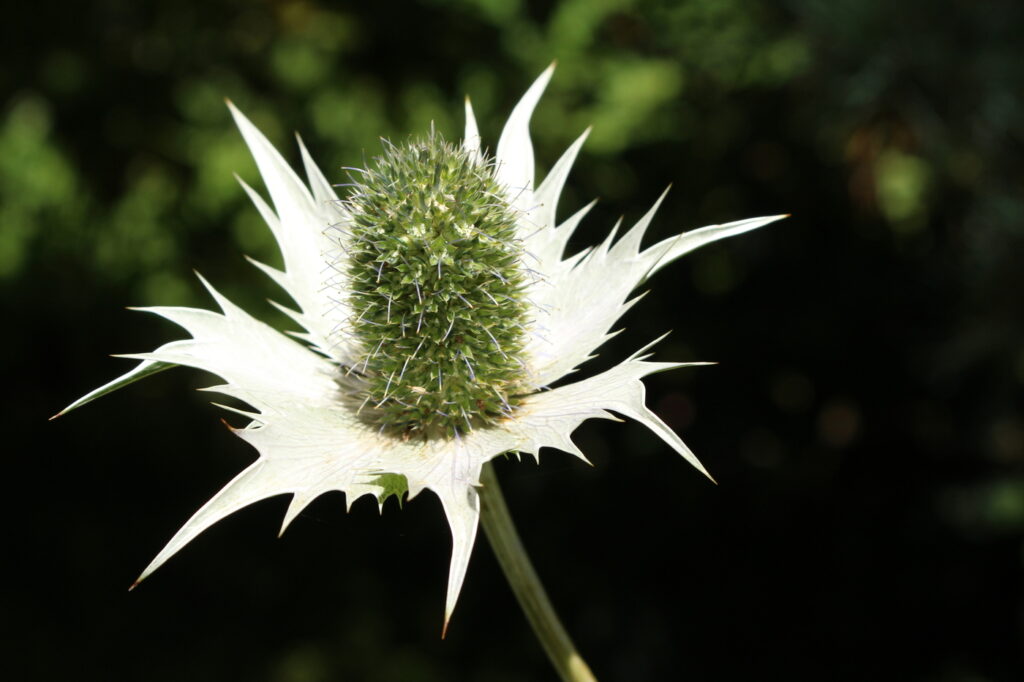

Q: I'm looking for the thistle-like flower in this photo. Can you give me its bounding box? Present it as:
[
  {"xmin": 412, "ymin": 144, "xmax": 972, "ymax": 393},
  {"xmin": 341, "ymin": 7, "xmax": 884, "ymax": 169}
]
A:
[{"xmin": 57, "ymin": 66, "xmax": 783, "ymax": 629}]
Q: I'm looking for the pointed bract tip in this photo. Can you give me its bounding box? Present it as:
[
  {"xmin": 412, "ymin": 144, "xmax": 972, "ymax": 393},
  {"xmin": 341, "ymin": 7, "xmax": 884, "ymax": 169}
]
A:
[
  {"xmin": 128, "ymin": 579, "xmax": 140, "ymax": 592},
  {"xmin": 441, "ymin": 618, "xmax": 451, "ymax": 640},
  {"xmin": 630, "ymin": 331, "xmax": 672, "ymax": 358},
  {"xmin": 48, "ymin": 410, "xmax": 64, "ymax": 421},
  {"xmin": 531, "ymin": 63, "xmax": 556, "ymax": 88}
]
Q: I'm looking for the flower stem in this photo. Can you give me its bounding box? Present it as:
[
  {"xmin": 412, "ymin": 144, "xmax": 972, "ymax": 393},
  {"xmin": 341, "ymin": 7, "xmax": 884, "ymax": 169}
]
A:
[{"xmin": 478, "ymin": 462, "xmax": 598, "ymax": 682}]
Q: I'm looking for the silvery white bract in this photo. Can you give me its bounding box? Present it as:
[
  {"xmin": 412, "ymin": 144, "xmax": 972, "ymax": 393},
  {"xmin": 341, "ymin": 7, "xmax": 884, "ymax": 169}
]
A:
[{"xmin": 58, "ymin": 65, "xmax": 784, "ymax": 629}]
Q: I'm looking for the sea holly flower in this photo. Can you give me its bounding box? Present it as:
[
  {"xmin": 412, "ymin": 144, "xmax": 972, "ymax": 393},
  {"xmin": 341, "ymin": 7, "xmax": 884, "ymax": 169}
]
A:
[{"xmin": 56, "ymin": 66, "xmax": 784, "ymax": 635}]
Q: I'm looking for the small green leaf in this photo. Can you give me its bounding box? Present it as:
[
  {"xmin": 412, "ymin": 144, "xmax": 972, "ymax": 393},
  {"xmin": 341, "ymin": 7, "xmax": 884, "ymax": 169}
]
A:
[{"xmin": 372, "ymin": 472, "xmax": 410, "ymax": 508}]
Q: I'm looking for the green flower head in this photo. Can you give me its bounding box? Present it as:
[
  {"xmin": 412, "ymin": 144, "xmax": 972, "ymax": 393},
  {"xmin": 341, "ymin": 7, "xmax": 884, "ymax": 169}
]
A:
[{"xmin": 342, "ymin": 132, "xmax": 530, "ymax": 437}]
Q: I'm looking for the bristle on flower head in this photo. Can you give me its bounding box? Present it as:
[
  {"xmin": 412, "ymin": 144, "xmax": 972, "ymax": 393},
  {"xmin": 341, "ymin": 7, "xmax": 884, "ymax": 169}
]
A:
[{"xmin": 340, "ymin": 132, "xmax": 530, "ymax": 438}]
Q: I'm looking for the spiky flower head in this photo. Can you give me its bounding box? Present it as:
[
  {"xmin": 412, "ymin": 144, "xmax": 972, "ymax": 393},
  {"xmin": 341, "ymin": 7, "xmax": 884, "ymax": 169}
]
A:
[
  {"xmin": 343, "ymin": 133, "xmax": 530, "ymax": 437},
  {"xmin": 56, "ymin": 65, "xmax": 784, "ymax": 629}
]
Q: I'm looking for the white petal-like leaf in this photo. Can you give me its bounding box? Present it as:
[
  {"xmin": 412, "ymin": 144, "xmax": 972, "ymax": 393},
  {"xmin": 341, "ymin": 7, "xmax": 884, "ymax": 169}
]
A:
[
  {"xmin": 463, "ymin": 97, "xmax": 483, "ymax": 165},
  {"xmin": 495, "ymin": 64, "xmax": 554, "ymax": 215},
  {"xmin": 228, "ymin": 103, "xmax": 354, "ymax": 364},
  {"xmin": 524, "ymin": 200, "xmax": 786, "ymax": 387}
]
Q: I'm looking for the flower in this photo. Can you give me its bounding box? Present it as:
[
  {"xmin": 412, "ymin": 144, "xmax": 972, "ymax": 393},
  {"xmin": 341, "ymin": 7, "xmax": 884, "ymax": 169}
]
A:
[{"xmin": 57, "ymin": 65, "xmax": 784, "ymax": 629}]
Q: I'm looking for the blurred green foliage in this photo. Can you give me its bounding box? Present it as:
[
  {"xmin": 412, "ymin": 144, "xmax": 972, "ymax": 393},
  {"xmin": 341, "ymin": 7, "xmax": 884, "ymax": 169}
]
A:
[
  {"xmin": 6, "ymin": 0, "xmax": 1019, "ymax": 292},
  {"xmin": 0, "ymin": 96, "xmax": 79, "ymax": 277},
  {"xmin": 1, "ymin": 0, "xmax": 819, "ymax": 295}
]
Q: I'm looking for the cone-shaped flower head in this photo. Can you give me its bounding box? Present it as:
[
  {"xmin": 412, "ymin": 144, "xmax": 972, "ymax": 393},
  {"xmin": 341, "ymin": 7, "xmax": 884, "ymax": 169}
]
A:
[
  {"xmin": 57, "ymin": 65, "xmax": 785, "ymax": 629},
  {"xmin": 342, "ymin": 133, "xmax": 530, "ymax": 436}
]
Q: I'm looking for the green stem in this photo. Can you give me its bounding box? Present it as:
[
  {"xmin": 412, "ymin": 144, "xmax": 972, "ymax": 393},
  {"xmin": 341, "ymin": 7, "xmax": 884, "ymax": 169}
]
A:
[{"xmin": 478, "ymin": 462, "xmax": 598, "ymax": 682}]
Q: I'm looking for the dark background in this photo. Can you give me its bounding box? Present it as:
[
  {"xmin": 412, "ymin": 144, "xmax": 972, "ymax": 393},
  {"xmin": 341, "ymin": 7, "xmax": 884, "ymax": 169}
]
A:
[{"xmin": 6, "ymin": 0, "xmax": 1022, "ymax": 680}]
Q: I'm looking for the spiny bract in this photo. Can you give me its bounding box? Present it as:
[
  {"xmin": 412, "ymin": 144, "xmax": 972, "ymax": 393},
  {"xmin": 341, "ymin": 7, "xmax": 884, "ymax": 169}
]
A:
[{"xmin": 56, "ymin": 65, "xmax": 785, "ymax": 629}]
